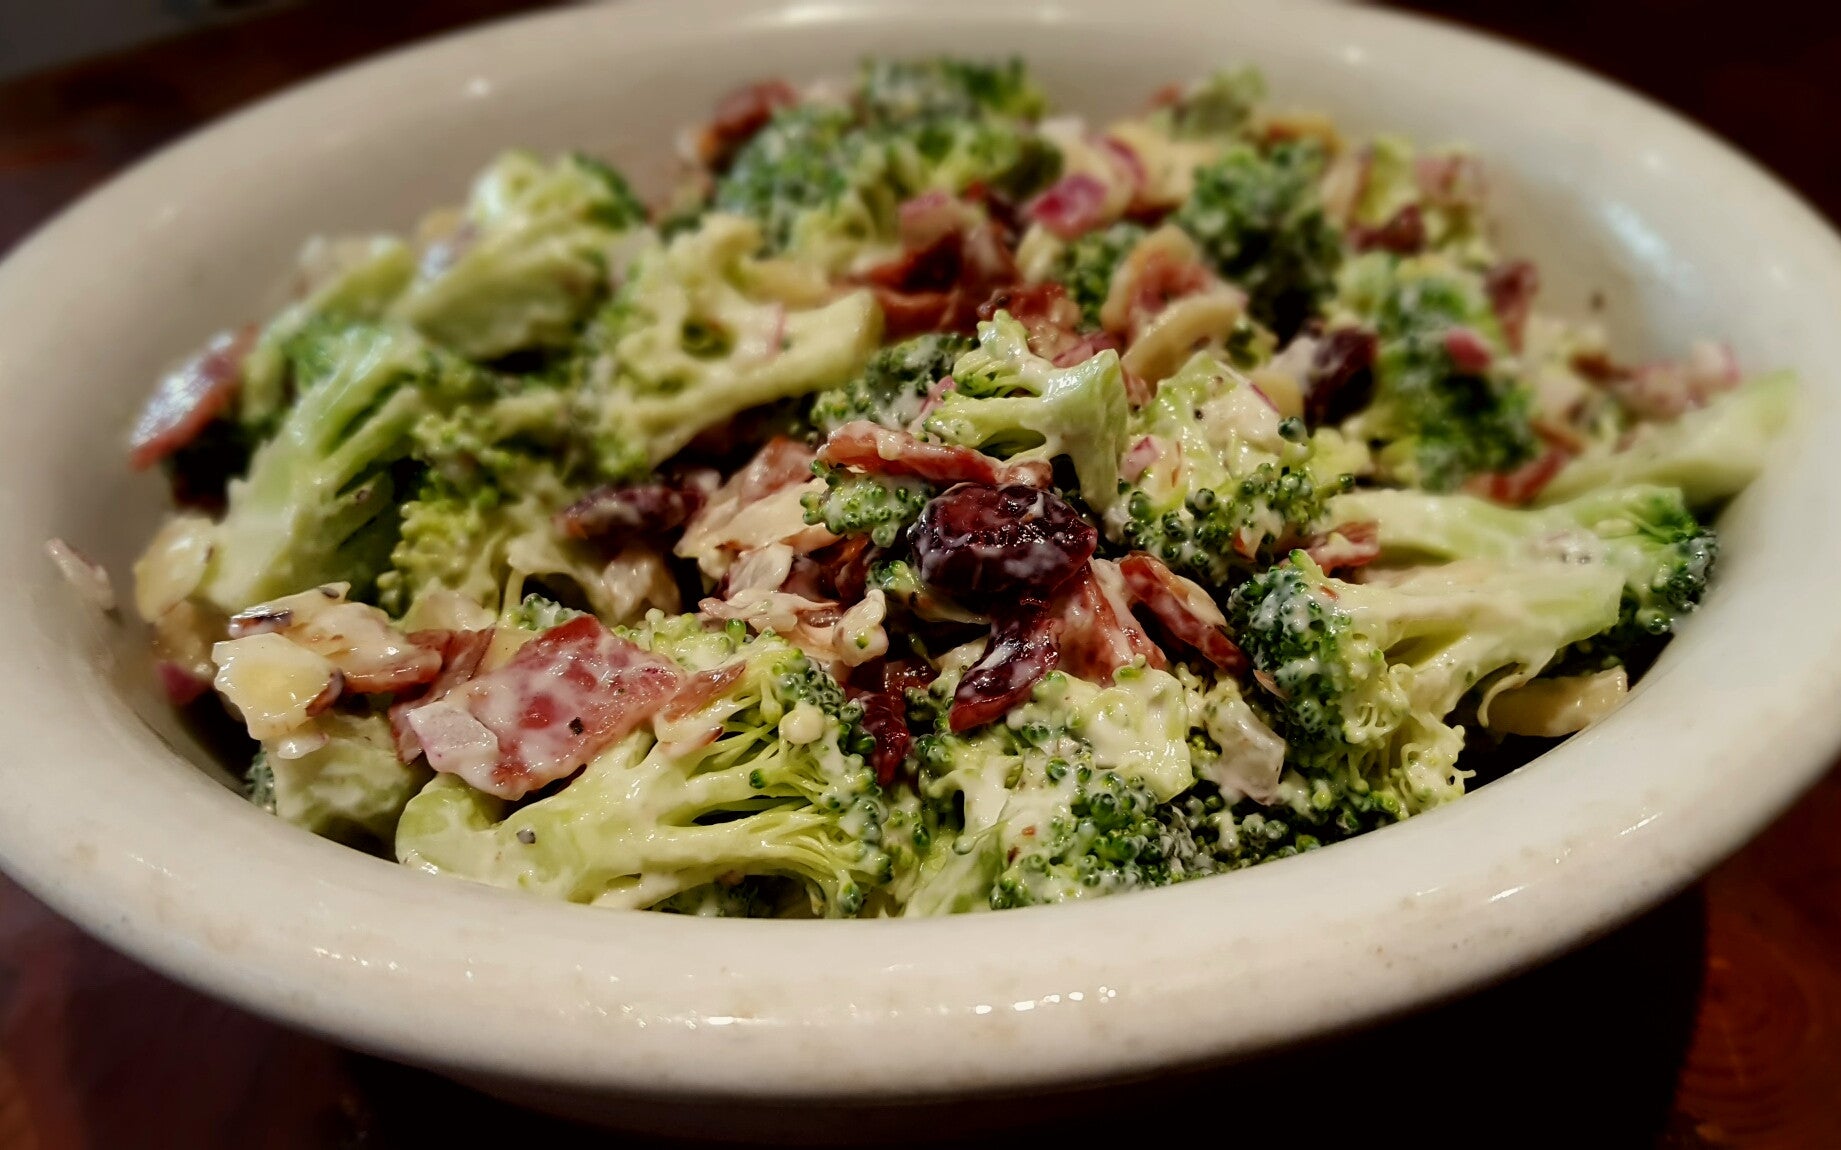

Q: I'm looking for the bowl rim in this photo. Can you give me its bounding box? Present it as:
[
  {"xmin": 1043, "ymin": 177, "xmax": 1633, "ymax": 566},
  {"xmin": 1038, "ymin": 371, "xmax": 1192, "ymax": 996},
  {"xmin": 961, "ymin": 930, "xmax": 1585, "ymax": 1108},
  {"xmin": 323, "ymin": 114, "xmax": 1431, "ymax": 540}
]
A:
[{"xmin": 1, "ymin": 0, "xmax": 1838, "ymax": 1101}]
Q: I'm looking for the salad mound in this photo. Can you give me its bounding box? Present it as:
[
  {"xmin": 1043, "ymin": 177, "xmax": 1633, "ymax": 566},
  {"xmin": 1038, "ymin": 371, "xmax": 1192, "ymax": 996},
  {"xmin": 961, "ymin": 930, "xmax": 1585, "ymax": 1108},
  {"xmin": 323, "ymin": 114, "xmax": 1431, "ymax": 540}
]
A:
[{"xmin": 121, "ymin": 59, "xmax": 1790, "ymax": 918}]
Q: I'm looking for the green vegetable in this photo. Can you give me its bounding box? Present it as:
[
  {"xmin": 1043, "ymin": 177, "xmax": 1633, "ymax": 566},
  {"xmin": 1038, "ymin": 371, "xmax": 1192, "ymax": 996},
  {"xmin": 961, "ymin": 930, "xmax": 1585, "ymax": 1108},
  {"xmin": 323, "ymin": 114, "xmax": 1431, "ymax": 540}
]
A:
[
  {"xmin": 1173, "ymin": 140, "xmax": 1342, "ymax": 335},
  {"xmin": 1104, "ymin": 351, "xmax": 1353, "ymax": 586},
  {"xmin": 802, "ymin": 464, "xmax": 931, "ymax": 547},
  {"xmin": 200, "ymin": 322, "xmax": 481, "ymax": 612},
  {"xmin": 807, "ymin": 332, "xmax": 971, "ymax": 436},
  {"xmin": 857, "ymin": 57, "xmax": 1047, "ymax": 124},
  {"xmin": 1535, "ymin": 371, "xmax": 1794, "ymax": 507},
  {"xmin": 390, "ymin": 152, "xmax": 647, "ymax": 360},
  {"xmin": 578, "ymin": 214, "xmax": 882, "ymax": 480},
  {"xmin": 394, "ymin": 631, "xmax": 891, "ymax": 915},
  {"xmin": 1153, "ymin": 67, "xmax": 1266, "ymax": 140},
  {"xmin": 1337, "ymin": 252, "xmax": 1539, "ymax": 490},
  {"xmin": 1225, "ymin": 551, "xmax": 1623, "ymax": 829},
  {"xmin": 1051, "ymin": 221, "xmax": 1146, "ymax": 329},
  {"xmin": 1334, "ymin": 483, "xmax": 1718, "ymax": 657},
  {"xmin": 247, "ymin": 713, "xmax": 430, "ymax": 850},
  {"xmin": 923, "ymin": 311, "xmax": 1130, "ymax": 511}
]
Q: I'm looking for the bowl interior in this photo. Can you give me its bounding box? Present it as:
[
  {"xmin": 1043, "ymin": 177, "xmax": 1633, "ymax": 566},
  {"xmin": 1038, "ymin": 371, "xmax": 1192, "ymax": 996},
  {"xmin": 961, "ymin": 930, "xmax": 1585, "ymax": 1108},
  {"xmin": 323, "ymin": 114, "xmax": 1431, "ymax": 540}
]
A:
[{"xmin": 0, "ymin": 0, "xmax": 1836, "ymax": 1102}]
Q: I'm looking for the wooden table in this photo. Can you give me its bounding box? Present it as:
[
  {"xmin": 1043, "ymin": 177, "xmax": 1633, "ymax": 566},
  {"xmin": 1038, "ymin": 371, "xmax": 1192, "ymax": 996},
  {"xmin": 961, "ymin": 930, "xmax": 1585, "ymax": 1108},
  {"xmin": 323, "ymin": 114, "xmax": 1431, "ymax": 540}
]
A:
[{"xmin": 2, "ymin": 3, "xmax": 1836, "ymax": 1145}]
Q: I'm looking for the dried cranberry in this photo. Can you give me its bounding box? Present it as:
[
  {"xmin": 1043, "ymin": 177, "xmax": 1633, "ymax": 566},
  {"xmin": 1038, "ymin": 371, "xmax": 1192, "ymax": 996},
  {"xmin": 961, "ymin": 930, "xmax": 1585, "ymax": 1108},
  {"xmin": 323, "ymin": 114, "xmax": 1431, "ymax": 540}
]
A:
[
  {"xmin": 1349, "ymin": 204, "xmax": 1428, "ymax": 256},
  {"xmin": 909, "ymin": 484, "xmax": 1097, "ymax": 604},
  {"xmin": 950, "ymin": 600, "xmax": 1060, "ymax": 732},
  {"xmin": 1304, "ymin": 328, "xmax": 1378, "ymax": 428}
]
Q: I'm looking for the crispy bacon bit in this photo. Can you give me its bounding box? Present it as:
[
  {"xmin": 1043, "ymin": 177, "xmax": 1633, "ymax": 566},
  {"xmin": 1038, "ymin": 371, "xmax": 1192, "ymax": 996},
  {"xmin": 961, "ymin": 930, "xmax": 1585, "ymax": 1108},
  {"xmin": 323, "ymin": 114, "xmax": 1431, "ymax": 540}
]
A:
[
  {"xmin": 857, "ymin": 195, "xmax": 1019, "ymax": 337},
  {"xmin": 950, "ymin": 600, "xmax": 1060, "ymax": 732},
  {"xmin": 660, "ymin": 662, "xmax": 747, "ymax": 723},
  {"xmin": 405, "ymin": 616, "xmax": 681, "ymax": 799},
  {"xmin": 128, "ymin": 326, "xmax": 257, "ymax": 470},
  {"xmin": 695, "ymin": 79, "xmax": 798, "ymax": 171},
  {"xmin": 1348, "ymin": 204, "xmax": 1427, "ymax": 255},
  {"xmin": 1304, "ymin": 328, "xmax": 1378, "ymax": 427},
  {"xmin": 1570, "ymin": 349, "xmax": 1632, "ymax": 385},
  {"xmin": 555, "ymin": 474, "xmax": 714, "ymax": 541},
  {"xmin": 1052, "ymin": 561, "xmax": 1166, "ymax": 682},
  {"xmin": 1302, "ymin": 521, "xmax": 1381, "ymax": 573},
  {"xmin": 817, "ymin": 421, "xmax": 1049, "ymax": 488},
  {"xmin": 1025, "ymin": 172, "xmax": 1113, "ymax": 240},
  {"xmin": 1484, "ymin": 260, "xmax": 1539, "ymax": 352},
  {"xmin": 1465, "ymin": 444, "xmax": 1570, "ymax": 506},
  {"xmin": 1119, "ymin": 553, "xmax": 1246, "ymax": 673},
  {"xmin": 1414, "ymin": 152, "xmax": 1486, "ymax": 208},
  {"xmin": 1443, "ymin": 327, "xmax": 1495, "ymax": 374},
  {"xmin": 155, "ymin": 660, "xmax": 213, "ymax": 706},
  {"xmin": 1608, "ymin": 341, "xmax": 1743, "ymax": 421},
  {"xmin": 814, "ymin": 535, "xmax": 873, "ymax": 603},
  {"xmin": 733, "ymin": 437, "xmax": 817, "ymax": 504},
  {"xmin": 1106, "ymin": 239, "xmax": 1215, "ymax": 341},
  {"xmin": 911, "ymin": 484, "xmax": 1097, "ymax": 605},
  {"xmin": 977, "ymin": 282, "xmax": 1085, "ymax": 358},
  {"xmin": 388, "ymin": 628, "xmax": 494, "ymax": 760}
]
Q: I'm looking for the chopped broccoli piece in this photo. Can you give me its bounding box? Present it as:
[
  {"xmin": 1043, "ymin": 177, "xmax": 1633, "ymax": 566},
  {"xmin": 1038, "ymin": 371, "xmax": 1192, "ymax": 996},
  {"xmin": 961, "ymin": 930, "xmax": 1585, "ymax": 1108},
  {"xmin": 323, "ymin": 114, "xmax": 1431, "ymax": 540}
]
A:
[
  {"xmin": 807, "ymin": 332, "xmax": 971, "ymax": 436},
  {"xmin": 1226, "ymin": 552, "xmax": 1623, "ymax": 821},
  {"xmin": 857, "ymin": 57, "xmax": 1047, "ymax": 124},
  {"xmin": 1154, "ymin": 67, "xmax": 1266, "ymax": 140},
  {"xmin": 1173, "ymin": 140, "xmax": 1342, "ymax": 335},
  {"xmin": 802, "ymin": 463, "xmax": 931, "ymax": 547},
  {"xmin": 578, "ymin": 214, "xmax": 882, "ymax": 479},
  {"xmin": 1104, "ymin": 351, "xmax": 1351, "ymax": 586},
  {"xmin": 391, "ymin": 152, "xmax": 648, "ymax": 360},
  {"xmin": 395, "ymin": 632, "xmax": 890, "ymax": 916},
  {"xmin": 923, "ymin": 312, "xmax": 1130, "ymax": 511},
  {"xmin": 1051, "ymin": 221, "xmax": 1147, "ymax": 329},
  {"xmin": 199, "ymin": 322, "xmax": 483, "ymax": 612},
  {"xmin": 1334, "ymin": 483, "xmax": 1718, "ymax": 656},
  {"xmin": 713, "ymin": 103, "xmax": 869, "ymax": 256},
  {"xmin": 1536, "ymin": 371, "xmax": 1794, "ymax": 507},
  {"xmin": 1337, "ymin": 252, "xmax": 1539, "ymax": 490},
  {"xmin": 247, "ymin": 713, "xmax": 430, "ymax": 851}
]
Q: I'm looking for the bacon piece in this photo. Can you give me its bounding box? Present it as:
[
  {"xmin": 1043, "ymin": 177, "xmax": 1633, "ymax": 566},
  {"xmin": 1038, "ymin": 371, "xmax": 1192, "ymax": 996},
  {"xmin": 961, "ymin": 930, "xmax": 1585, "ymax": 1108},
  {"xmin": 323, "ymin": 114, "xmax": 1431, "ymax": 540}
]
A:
[
  {"xmin": 1025, "ymin": 173, "xmax": 1113, "ymax": 240},
  {"xmin": 816, "ymin": 421, "xmax": 1049, "ymax": 488},
  {"xmin": 695, "ymin": 79, "xmax": 798, "ymax": 171},
  {"xmin": 1052, "ymin": 561, "xmax": 1166, "ymax": 682},
  {"xmin": 1302, "ymin": 521, "xmax": 1381, "ymax": 574},
  {"xmin": 1484, "ymin": 260, "xmax": 1539, "ymax": 353},
  {"xmin": 1443, "ymin": 326, "xmax": 1495, "ymax": 374},
  {"xmin": 1348, "ymin": 204, "xmax": 1427, "ymax": 256},
  {"xmin": 1304, "ymin": 328, "xmax": 1378, "ymax": 427},
  {"xmin": 845, "ymin": 654, "xmax": 934, "ymax": 785},
  {"xmin": 404, "ymin": 616, "xmax": 681, "ymax": 799},
  {"xmin": 1414, "ymin": 152, "xmax": 1486, "ymax": 209},
  {"xmin": 1607, "ymin": 341, "xmax": 1742, "ymax": 422},
  {"xmin": 555, "ymin": 474, "xmax": 714, "ymax": 541},
  {"xmin": 1118, "ymin": 553, "xmax": 1246, "ymax": 673},
  {"xmin": 950, "ymin": 599, "xmax": 1060, "ymax": 732},
  {"xmin": 389, "ymin": 628, "xmax": 494, "ymax": 761},
  {"xmin": 128, "ymin": 326, "xmax": 256, "ymax": 470},
  {"xmin": 1107, "ymin": 240, "xmax": 1215, "ymax": 342},
  {"xmin": 858, "ymin": 195, "xmax": 1019, "ymax": 338},
  {"xmin": 659, "ymin": 662, "xmax": 747, "ymax": 723},
  {"xmin": 1465, "ymin": 444, "xmax": 1570, "ymax": 507},
  {"xmin": 977, "ymin": 282, "xmax": 1081, "ymax": 354}
]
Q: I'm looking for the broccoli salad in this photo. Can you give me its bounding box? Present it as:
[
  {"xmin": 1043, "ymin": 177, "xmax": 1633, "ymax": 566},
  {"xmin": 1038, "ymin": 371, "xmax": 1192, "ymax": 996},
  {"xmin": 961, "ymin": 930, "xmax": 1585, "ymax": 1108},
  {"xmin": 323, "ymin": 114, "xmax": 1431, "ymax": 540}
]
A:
[{"xmin": 118, "ymin": 60, "xmax": 1790, "ymax": 918}]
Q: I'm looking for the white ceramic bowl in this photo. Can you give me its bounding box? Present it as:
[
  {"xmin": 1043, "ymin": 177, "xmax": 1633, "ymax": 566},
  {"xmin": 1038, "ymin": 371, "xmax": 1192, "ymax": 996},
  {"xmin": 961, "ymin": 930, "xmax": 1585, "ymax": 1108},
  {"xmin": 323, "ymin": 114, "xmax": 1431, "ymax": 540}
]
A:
[{"xmin": 1, "ymin": 0, "xmax": 1837, "ymax": 1135}]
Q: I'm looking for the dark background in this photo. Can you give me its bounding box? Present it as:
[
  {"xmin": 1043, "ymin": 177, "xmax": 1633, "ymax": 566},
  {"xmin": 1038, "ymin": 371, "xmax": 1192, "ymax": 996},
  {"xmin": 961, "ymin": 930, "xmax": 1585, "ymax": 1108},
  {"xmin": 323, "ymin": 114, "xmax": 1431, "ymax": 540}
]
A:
[{"xmin": 0, "ymin": 3, "xmax": 1837, "ymax": 1147}]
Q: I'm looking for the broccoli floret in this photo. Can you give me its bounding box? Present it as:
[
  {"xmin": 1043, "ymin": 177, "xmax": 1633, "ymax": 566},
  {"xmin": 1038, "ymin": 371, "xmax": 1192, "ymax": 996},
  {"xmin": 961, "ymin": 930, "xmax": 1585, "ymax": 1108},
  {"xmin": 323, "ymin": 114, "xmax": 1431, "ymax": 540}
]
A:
[
  {"xmin": 713, "ymin": 103, "xmax": 868, "ymax": 256},
  {"xmin": 1226, "ymin": 552, "xmax": 1624, "ymax": 820},
  {"xmin": 577, "ymin": 215, "xmax": 881, "ymax": 480},
  {"xmin": 857, "ymin": 57, "xmax": 1047, "ymax": 124},
  {"xmin": 922, "ymin": 311, "xmax": 1130, "ymax": 511},
  {"xmin": 1051, "ymin": 221, "xmax": 1147, "ymax": 329},
  {"xmin": 802, "ymin": 463, "xmax": 931, "ymax": 547},
  {"xmin": 1536, "ymin": 371, "xmax": 1795, "ymax": 508},
  {"xmin": 1172, "ymin": 140, "xmax": 1342, "ymax": 336},
  {"xmin": 503, "ymin": 591, "xmax": 586, "ymax": 634},
  {"xmin": 394, "ymin": 631, "xmax": 891, "ymax": 916},
  {"xmin": 390, "ymin": 152, "xmax": 648, "ymax": 360},
  {"xmin": 1153, "ymin": 67, "xmax": 1266, "ymax": 140},
  {"xmin": 1104, "ymin": 351, "xmax": 1352, "ymax": 586},
  {"xmin": 246, "ymin": 713, "xmax": 431, "ymax": 851},
  {"xmin": 198, "ymin": 322, "xmax": 482, "ymax": 612},
  {"xmin": 901, "ymin": 667, "xmax": 1204, "ymax": 913},
  {"xmin": 807, "ymin": 332, "xmax": 971, "ymax": 436},
  {"xmin": 1333, "ymin": 483, "xmax": 1718, "ymax": 656},
  {"xmin": 1336, "ymin": 252, "xmax": 1539, "ymax": 490}
]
